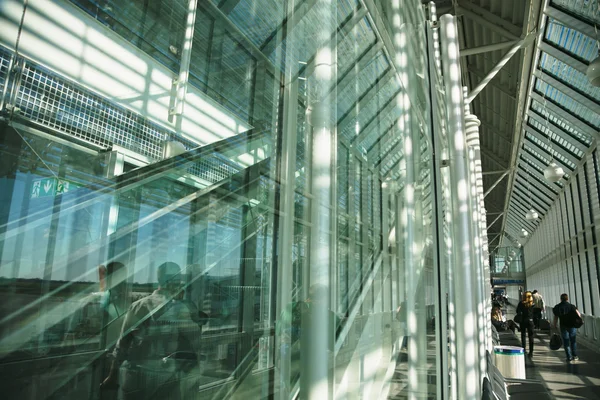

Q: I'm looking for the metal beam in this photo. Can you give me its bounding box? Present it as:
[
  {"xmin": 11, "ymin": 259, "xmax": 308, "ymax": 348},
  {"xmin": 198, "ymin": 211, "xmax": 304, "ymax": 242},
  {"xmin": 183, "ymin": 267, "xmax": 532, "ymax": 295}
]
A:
[
  {"xmin": 530, "ymin": 91, "xmax": 599, "ymax": 140},
  {"xmin": 466, "ymin": 35, "xmax": 535, "ymax": 104},
  {"xmin": 544, "ymin": 6, "xmax": 598, "ymax": 41},
  {"xmin": 337, "ymin": 68, "xmax": 394, "ymax": 134},
  {"xmin": 487, "ymin": 213, "xmax": 505, "ymax": 230},
  {"xmin": 478, "ymin": 119, "xmax": 513, "ymax": 142},
  {"xmin": 508, "ymin": 200, "xmax": 542, "ymax": 223},
  {"xmin": 517, "ymin": 157, "xmax": 561, "ymax": 194},
  {"xmin": 260, "ymin": 0, "xmax": 319, "ymax": 55},
  {"xmin": 368, "ymin": 124, "xmax": 397, "ymax": 161},
  {"xmin": 218, "ymin": 0, "xmax": 243, "ymax": 14},
  {"xmin": 515, "ymin": 164, "xmax": 559, "ymax": 196},
  {"xmin": 498, "ymin": 0, "xmax": 546, "ymax": 257},
  {"xmin": 171, "ymin": 0, "xmax": 198, "ymax": 116},
  {"xmin": 353, "ymin": 90, "xmax": 400, "ymax": 145},
  {"xmin": 509, "ymin": 198, "xmax": 544, "ymax": 220},
  {"xmin": 457, "ymin": 2, "xmax": 521, "ymax": 40},
  {"xmin": 484, "ymin": 170, "xmax": 510, "ymax": 198},
  {"xmin": 522, "ymin": 140, "xmax": 573, "ymax": 175},
  {"xmin": 525, "ymin": 128, "xmax": 579, "ymax": 170},
  {"xmin": 359, "ymin": 0, "xmax": 428, "ymax": 130},
  {"xmin": 481, "ymin": 146, "xmax": 509, "ymax": 169},
  {"xmin": 331, "ymin": 41, "xmax": 385, "ymax": 99},
  {"xmin": 526, "ymin": 110, "xmax": 590, "ymax": 151},
  {"xmin": 513, "ymin": 181, "xmax": 553, "ymax": 209},
  {"xmin": 508, "ymin": 201, "xmax": 541, "ymax": 224},
  {"xmin": 372, "ymin": 134, "xmax": 402, "ymax": 169},
  {"xmin": 467, "ymin": 65, "xmax": 517, "ymax": 100},
  {"xmin": 519, "ymin": 152, "xmax": 564, "ymax": 190},
  {"xmin": 515, "ymin": 169, "xmax": 557, "ymax": 200},
  {"xmin": 537, "ymin": 41, "xmax": 588, "ymax": 75},
  {"xmin": 483, "ymin": 168, "xmax": 512, "ymax": 176},
  {"xmin": 461, "ymin": 40, "xmax": 521, "ymax": 57},
  {"xmin": 533, "ymin": 69, "xmax": 600, "ymax": 112},
  {"xmin": 202, "ymin": 0, "xmax": 277, "ymax": 74},
  {"xmin": 506, "ymin": 212, "xmax": 537, "ymax": 232}
]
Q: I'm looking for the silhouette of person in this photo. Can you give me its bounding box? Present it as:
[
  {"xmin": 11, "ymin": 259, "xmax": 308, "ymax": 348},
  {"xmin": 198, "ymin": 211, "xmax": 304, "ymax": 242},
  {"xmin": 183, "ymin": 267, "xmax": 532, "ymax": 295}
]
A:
[{"xmin": 101, "ymin": 262, "xmax": 205, "ymax": 399}]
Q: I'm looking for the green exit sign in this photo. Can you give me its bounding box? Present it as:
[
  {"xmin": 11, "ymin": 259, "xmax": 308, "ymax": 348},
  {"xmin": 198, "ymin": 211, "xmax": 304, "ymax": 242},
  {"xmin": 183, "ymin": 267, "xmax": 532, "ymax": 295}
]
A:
[{"xmin": 31, "ymin": 178, "xmax": 79, "ymax": 199}]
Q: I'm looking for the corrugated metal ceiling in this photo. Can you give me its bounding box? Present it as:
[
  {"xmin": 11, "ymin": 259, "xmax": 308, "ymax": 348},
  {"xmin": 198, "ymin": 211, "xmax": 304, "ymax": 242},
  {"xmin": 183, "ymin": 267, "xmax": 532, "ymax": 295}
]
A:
[{"xmin": 435, "ymin": 0, "xmax": 600, "ymax": 252}]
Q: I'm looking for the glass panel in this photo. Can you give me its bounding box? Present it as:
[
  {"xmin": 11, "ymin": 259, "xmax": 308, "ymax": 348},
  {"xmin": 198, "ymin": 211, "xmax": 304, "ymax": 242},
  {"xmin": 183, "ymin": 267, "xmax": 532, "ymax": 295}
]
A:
[
  {"xmin": 528, "ymin": 115, "xmax": 585, "ymax": 158},
  {"xmin": 539, "ymin": 52, "xmax": 600, "ymax": 103},
  {"xmin": 545, "ymin": 20, "xmax": 598, "ymax": 63},
  {"xmin": 551, "ymin": 0, "xmax": 600, "ymax": 25},
  {"xmin": 535, "ymin": 80, "xmax": 600, "ymax": 130},
  {"xmin": 531, "ymin": 99, "xmax": 593, "ymax": 145},
  {"xmin": 0, "ymin": 1, "xmax": 446, "ymax": 399}
]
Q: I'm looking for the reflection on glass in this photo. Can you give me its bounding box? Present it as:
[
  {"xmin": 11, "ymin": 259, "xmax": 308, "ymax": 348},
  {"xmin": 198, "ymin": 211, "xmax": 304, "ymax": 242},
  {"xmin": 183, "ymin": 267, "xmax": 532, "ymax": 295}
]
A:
[{"xmin": 0, "ymin": 0, "xmax": 447, "ymax": 399}]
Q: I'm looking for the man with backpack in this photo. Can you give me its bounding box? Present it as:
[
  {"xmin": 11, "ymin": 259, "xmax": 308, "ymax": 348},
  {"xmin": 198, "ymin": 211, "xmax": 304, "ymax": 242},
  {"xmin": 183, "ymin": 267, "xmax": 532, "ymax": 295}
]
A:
[{"xmin": 552, "ymin": 293, "xmax": 583, "ymax": 364}]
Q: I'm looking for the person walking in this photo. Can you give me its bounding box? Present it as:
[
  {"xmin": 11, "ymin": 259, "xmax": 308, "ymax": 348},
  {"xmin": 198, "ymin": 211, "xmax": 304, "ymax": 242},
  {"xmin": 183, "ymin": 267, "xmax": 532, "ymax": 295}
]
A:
[
  {"xmin": 552, "ymin": 293, "xmax": 582, "ymax": 363},
  {"xmin": 532, "ymin": 290, "xmax": 545, "ymax": 329},
  {"xmin": 516, "ymin": 291, "xmax": 535, "ymax": 357}
]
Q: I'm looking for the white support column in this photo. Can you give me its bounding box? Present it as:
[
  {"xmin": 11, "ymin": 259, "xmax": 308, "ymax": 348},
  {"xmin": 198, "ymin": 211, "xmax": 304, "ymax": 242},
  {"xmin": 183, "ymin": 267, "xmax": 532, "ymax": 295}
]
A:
[
  {"xmin": 301, "ymin": 0, "xmax": 337, "ymax": 397},
  {"xmin": 464, "ymin": 86, "xmax": 492, "ymax": 377},
  {"xmin": 170, "ymin": 0, "xmax": 198, "ymax": 116},
  {"xmin": 439, "ymin": 14, "xmax": 480, "ymax": 400}
]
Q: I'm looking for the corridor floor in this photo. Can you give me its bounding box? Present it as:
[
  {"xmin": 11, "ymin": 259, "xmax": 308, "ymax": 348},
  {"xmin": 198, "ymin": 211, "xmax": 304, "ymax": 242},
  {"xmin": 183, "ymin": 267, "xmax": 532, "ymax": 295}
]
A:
[{"xmin": 505, "ymin": 304, "xmax": 600, "ymax": 399}]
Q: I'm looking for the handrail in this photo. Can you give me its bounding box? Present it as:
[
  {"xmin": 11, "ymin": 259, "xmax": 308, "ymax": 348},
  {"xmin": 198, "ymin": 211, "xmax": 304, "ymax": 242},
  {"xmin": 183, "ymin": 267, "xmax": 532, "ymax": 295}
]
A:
[
  {"xmin": 0, "ymin": 126, "xmax": 268, "ymax": 242},
  {"xmin": 0, "ymin": 159, "xmax": 270, "ymax": 331}
]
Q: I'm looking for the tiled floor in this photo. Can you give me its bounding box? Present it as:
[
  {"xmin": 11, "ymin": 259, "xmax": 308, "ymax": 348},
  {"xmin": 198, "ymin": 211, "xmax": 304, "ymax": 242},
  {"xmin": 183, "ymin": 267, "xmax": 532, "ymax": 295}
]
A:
[{"xmin": 504, "ymin": 303, "xmax": 600, "ymax": 399}]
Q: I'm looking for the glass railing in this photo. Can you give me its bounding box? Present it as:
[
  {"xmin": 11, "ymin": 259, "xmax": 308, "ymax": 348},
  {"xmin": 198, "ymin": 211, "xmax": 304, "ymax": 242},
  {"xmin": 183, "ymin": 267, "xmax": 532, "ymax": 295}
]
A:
[{"xmin": 0, "ymin": 123, "xmax": 274, "ymax": 398}]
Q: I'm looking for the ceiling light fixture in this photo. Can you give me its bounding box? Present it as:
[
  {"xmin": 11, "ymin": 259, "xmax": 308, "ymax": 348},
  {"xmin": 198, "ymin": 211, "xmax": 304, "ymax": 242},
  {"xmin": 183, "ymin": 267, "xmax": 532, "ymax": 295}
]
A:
[
  {"xmin": 544, "ymin": 162, "xmax": 564, "ymax": 182},
  {"xmin": 587, "ymin": 8, "xmax": 600, "ymax": 86},
  {"xmin": 526, "ymin": 209, "xmax": 539, "ymax": 220}
]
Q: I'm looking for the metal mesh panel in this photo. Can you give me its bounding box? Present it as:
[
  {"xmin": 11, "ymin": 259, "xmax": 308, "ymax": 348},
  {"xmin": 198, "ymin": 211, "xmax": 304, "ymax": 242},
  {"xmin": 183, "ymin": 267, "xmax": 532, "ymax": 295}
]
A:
[
  {"xmin": 15, "ymin": 61, "xmax": 174, "ymax": 157},
  {"xmin": 4, "ymin": 47, "xmax": 244, "ymax": 185}
]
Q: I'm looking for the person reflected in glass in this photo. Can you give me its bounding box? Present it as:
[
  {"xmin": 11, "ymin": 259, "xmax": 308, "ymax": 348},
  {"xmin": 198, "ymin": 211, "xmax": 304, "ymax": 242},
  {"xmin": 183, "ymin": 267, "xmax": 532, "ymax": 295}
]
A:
[
  {"xmin": 277, "ymin": 292, "xmax": 309, "ymax": 395},
  {"xmin": 491, "ymin": 306, "xmax": 519, "ymax": 333},
  {"xmin": 516, "ymin": 291, "xmax": 535, "ymax": 357},
  {"xmin": 101, "ymin": 262, "xmax": 205, "ymax": 399},
  {"xmin": 66, "ymin": 262, "xmax": 130, "ymax": 349},
  {"xmin": 49, "ymin": 262, "xmax": 130, "ymax": 399}
]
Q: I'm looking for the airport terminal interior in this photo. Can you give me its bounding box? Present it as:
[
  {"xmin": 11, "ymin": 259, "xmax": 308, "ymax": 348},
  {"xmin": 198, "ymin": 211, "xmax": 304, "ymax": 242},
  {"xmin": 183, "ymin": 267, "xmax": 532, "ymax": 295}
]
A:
[{"xmin": 0, "ymin": 0, "xmax": 599, "ymax": 399}]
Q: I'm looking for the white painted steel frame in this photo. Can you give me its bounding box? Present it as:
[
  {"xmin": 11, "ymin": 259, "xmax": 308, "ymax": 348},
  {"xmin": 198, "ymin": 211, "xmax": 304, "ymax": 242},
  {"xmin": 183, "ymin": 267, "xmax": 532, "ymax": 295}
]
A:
[{"xmin": 440, "ymin": 14, "xmax": 481, "ymax": 400}]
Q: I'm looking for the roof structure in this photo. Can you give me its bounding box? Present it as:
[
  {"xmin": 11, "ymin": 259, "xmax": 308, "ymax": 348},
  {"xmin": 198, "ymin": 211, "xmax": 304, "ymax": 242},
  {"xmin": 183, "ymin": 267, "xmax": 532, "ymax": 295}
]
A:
[{"xmin": 438, "ymin": 0, "xmax": 600, "ymax": 250}]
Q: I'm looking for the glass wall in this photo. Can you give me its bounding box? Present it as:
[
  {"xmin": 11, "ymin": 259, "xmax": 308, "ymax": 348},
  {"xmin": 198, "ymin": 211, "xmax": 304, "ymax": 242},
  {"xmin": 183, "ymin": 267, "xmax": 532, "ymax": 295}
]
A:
[{"xmin": 0, "ymin": 0, "xmax": 458, "ymax": 399}]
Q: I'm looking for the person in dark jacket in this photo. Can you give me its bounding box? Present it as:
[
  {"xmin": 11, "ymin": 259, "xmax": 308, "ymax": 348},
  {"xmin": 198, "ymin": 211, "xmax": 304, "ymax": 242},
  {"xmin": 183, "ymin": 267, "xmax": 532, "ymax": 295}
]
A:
[
  {"xmin": 516, "ymin": 291, "xmax": 535, "ymax": 356},
  {"xmin": 552, "ymin": 293, "xmax": 582, "ymax": 363}
]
